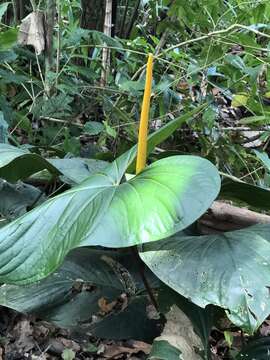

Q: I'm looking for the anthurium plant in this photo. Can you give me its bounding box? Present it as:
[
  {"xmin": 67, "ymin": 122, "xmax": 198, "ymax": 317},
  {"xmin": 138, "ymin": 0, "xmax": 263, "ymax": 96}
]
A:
[{"xmin": 1, "ymin": 54, "xmax": 270, "ymax": 358}]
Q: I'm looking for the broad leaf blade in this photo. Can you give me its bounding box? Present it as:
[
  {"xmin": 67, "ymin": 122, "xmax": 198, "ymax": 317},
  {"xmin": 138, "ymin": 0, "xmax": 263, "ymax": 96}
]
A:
[
  {"xmin": 0, "ymin": 144, "xmax": 108, "ymax": 183},
  {"xmin": 140, "ymin": 225, "xmax": 270, "ymax": 334},
  {"xmin": 236, "ymin": 338, "xmax": 270, "ymax": 359},
  {"xmin": 0, "ymin": 154, "xmax": 220, "ymax": 284},
  {"xmin": 0, "ymin": 2, "xmax": 10, "ymax": 22},
  {"xmin": 0, "ymin": 144, "xmax": 61, "ymax": 181},
  {"xmin": 87, "ymin": 296, "xmax": 160, "ymax": 341},
  {"xmin": 48, "ymin": 158, "xmax": 108, "ymax": 184},
  {"xmin": 0, "ymin": 180, "xmax": 44, "ymax": 221},
  {"xmin": 148, "ymin": 340, "xmax": 183, "ymax": 360},
  {"xmin": 0, "ymin": 248, "xmax": 160, "ymax": 341},
  {"xmin": 220, "ymin": 176, "xmax": 270, "ymax": 210}
]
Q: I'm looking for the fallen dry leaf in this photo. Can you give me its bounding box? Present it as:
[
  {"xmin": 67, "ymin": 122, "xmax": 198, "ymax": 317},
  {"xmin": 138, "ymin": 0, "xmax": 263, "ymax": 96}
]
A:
[
  {"xmin": 102, "ymin": 342, "xmax": 150, "ymax": 359},
  {"xmin": 10, "ymin": 318, "xmax": 35, "ymax": 353},
  {"xmin": 59, "ymin": 337, "xmax": 80, "ymax": 353},
  {"xmin": 98, "ymin": 297, "xmax": 117, "ymax": 314},
  {"xmin": 152, "ymin": 305, "xmax": 203, "ymax": 360},
  {"xmin": 260, "ymin": 320, "xmax": 270, "ymax": 336},
  {"xmin": 128, "ymin": 340, "xmax": 151, "ymax": 354},
  {"xmin": 18, "ymin": 11, "xmax": 45, "ymax": 54}
]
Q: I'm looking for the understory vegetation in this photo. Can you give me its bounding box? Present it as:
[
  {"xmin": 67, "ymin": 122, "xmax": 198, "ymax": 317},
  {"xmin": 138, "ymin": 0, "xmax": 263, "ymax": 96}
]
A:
[{"xmin": 1, "ymin": 0, "xmax": 270, "ymax": 359}]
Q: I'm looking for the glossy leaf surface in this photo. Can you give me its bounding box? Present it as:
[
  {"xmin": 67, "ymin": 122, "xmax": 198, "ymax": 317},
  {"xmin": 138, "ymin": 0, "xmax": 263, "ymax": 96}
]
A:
[
  {"xmin": 0, "ymin": 153, "xmax": 220, "ymax": 284},
  {"xmin": 0, "ymin": 144, "xmax": 107, "ymax": 183},
  {"xmin": 220, "ymin": 176, "xmax": 270, "ymax": 211},
  {"xmin": 140, "ymin": 225, "xmax": 270, "ymax": 333},
  {"xmin": 0, "ymin": 144, "xmax": 61, "ymax": 181}
]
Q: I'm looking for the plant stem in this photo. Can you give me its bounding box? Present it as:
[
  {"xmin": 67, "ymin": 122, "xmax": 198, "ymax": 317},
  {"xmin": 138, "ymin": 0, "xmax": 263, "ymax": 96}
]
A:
[
  {"xmin": 101, "ymin": 0, "xmax": 113, "ymax": 86},
  {"xmin": 119, "ymin": 0, "xmax": 129, "ymax": 38},
  {"xmin": 131, "ymin": 247, "xmax": 159, "ymax": 311},
  {"xmin": 29, "ymin": 0, "xmax": 37, "ymax": 11},
  {"xmin": 44, "ymin": 0, "xmax": 56, "ymax": 96},
  {"xmin": 11, "ymin": 0, "xmax": 18, "ymax": 25},
  {"xmin": 160, "ymin": 23, "xmax": 270, "ymax": 56},
  {"xmin": 55, "ymin": 0, "xmax": 61, "ymax": 88}
]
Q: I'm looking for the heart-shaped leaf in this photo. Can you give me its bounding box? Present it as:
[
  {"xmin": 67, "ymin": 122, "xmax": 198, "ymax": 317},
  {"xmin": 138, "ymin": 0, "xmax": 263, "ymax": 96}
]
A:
[
  {"xmin": 140, "ymin": 225, "xmax": 270, "ymax": 333},
  {"xmin": 0, "ymin": 153, "xmax": 220, "ymax": 285}
]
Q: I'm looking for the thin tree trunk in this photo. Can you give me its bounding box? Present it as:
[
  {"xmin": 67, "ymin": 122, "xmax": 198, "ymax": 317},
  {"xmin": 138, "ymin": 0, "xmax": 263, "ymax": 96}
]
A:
[
  {"xmin": 101, "ymin": 0, "xmax": 112, "ymax": 87},
  {"xmin": 125, "ymin": 0, "xmax": 140, "ymax": 39},
  {"xmin": 80, "ymin": 0, "xmax": 105, "ymax": 31},
  {"xmin": 55, "ymin": 0, "xmax": 61, "ymax": 88},
  {"xmin": 111, "ymin": 0, "xmax": 117, "ymax": 37},
  {"xmin": 44, "ymin": 0, "xmax": 55, "ymax": 96},
  {"xmin": 119, "ymin": 0, "xmax": 129, "ymax": 38},
  {"xmin": 11, "ymin": 0, "xmax": 18, "ymax": 25}
]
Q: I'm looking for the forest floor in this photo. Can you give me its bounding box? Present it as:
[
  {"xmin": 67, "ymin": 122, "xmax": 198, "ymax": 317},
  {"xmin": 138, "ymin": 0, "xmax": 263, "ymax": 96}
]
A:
[
  {"xmin": 2, "ymin": 305, "xmax": 266, "ymax": 360},
  {"xmin": 0, "ymin": 307, "xmax": 154, "ymax": 360}
]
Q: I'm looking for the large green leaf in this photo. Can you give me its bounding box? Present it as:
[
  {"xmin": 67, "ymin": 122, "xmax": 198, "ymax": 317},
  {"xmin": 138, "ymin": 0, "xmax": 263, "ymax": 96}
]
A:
[
  {"xmin": 140, "ymin": 225, "xmax": 270, "ymax": 333},
  {"xmin": 0, "ymin": 144, "xmax": 61, "ymax": 181},
  {"xmin": 48, "ymin": 158, "xmax": 108, "ymax": 184},
  {"xmin": 0, "ymin": 144, "xmax": 107, "ymax": 183},
  {"xmin": 87, "ymin": 296, "xmax": 160, "ymax": 341},
  {"xmin": 0, "ymin": 153, "xmax": 220, "ymax": 285},
  {"xmin": 0, "ymin": 180, "xmax": 44, "ymax": 221},
  {"xmin": 0, "ymin": 248, "xmax": 160, "ymax": 341},
  {"xmin": 236, "ymin": 338, "xmax": 270, "ymax": 359},
  {"xmin": 220, "ymin": 176, "xmax": 270, "ymax": 210},
  {"xmin": 148, "ymin": 340, "xmax": 183, "ymax": 360},
  {"xmin": 0, "ymin": 2, "xmax": 10, "ymax": 22}
]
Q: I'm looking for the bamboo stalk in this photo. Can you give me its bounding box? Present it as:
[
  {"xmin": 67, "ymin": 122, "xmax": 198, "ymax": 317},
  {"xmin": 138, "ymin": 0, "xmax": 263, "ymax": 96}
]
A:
[
  {"xmin": 44, "ymin": 0, "xmax": 56, "ymax": 96},
  {"xmin": 125, "ymin": 0, "xmax": 140, "ymax": 39},
  {"xmin": 55, "ymin": 0, "xmax": 61, "ymax": 88},
  {"xmin": 101, "ymin": 0, "xmax": 112, "ymax": 87},
  {"xmin": 119, "ymin": 0, "xmax": 129, "ymax": 38},
  {"xmin": 136, "ymin": 53, "xmax": 154, "ymax": 174}
]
